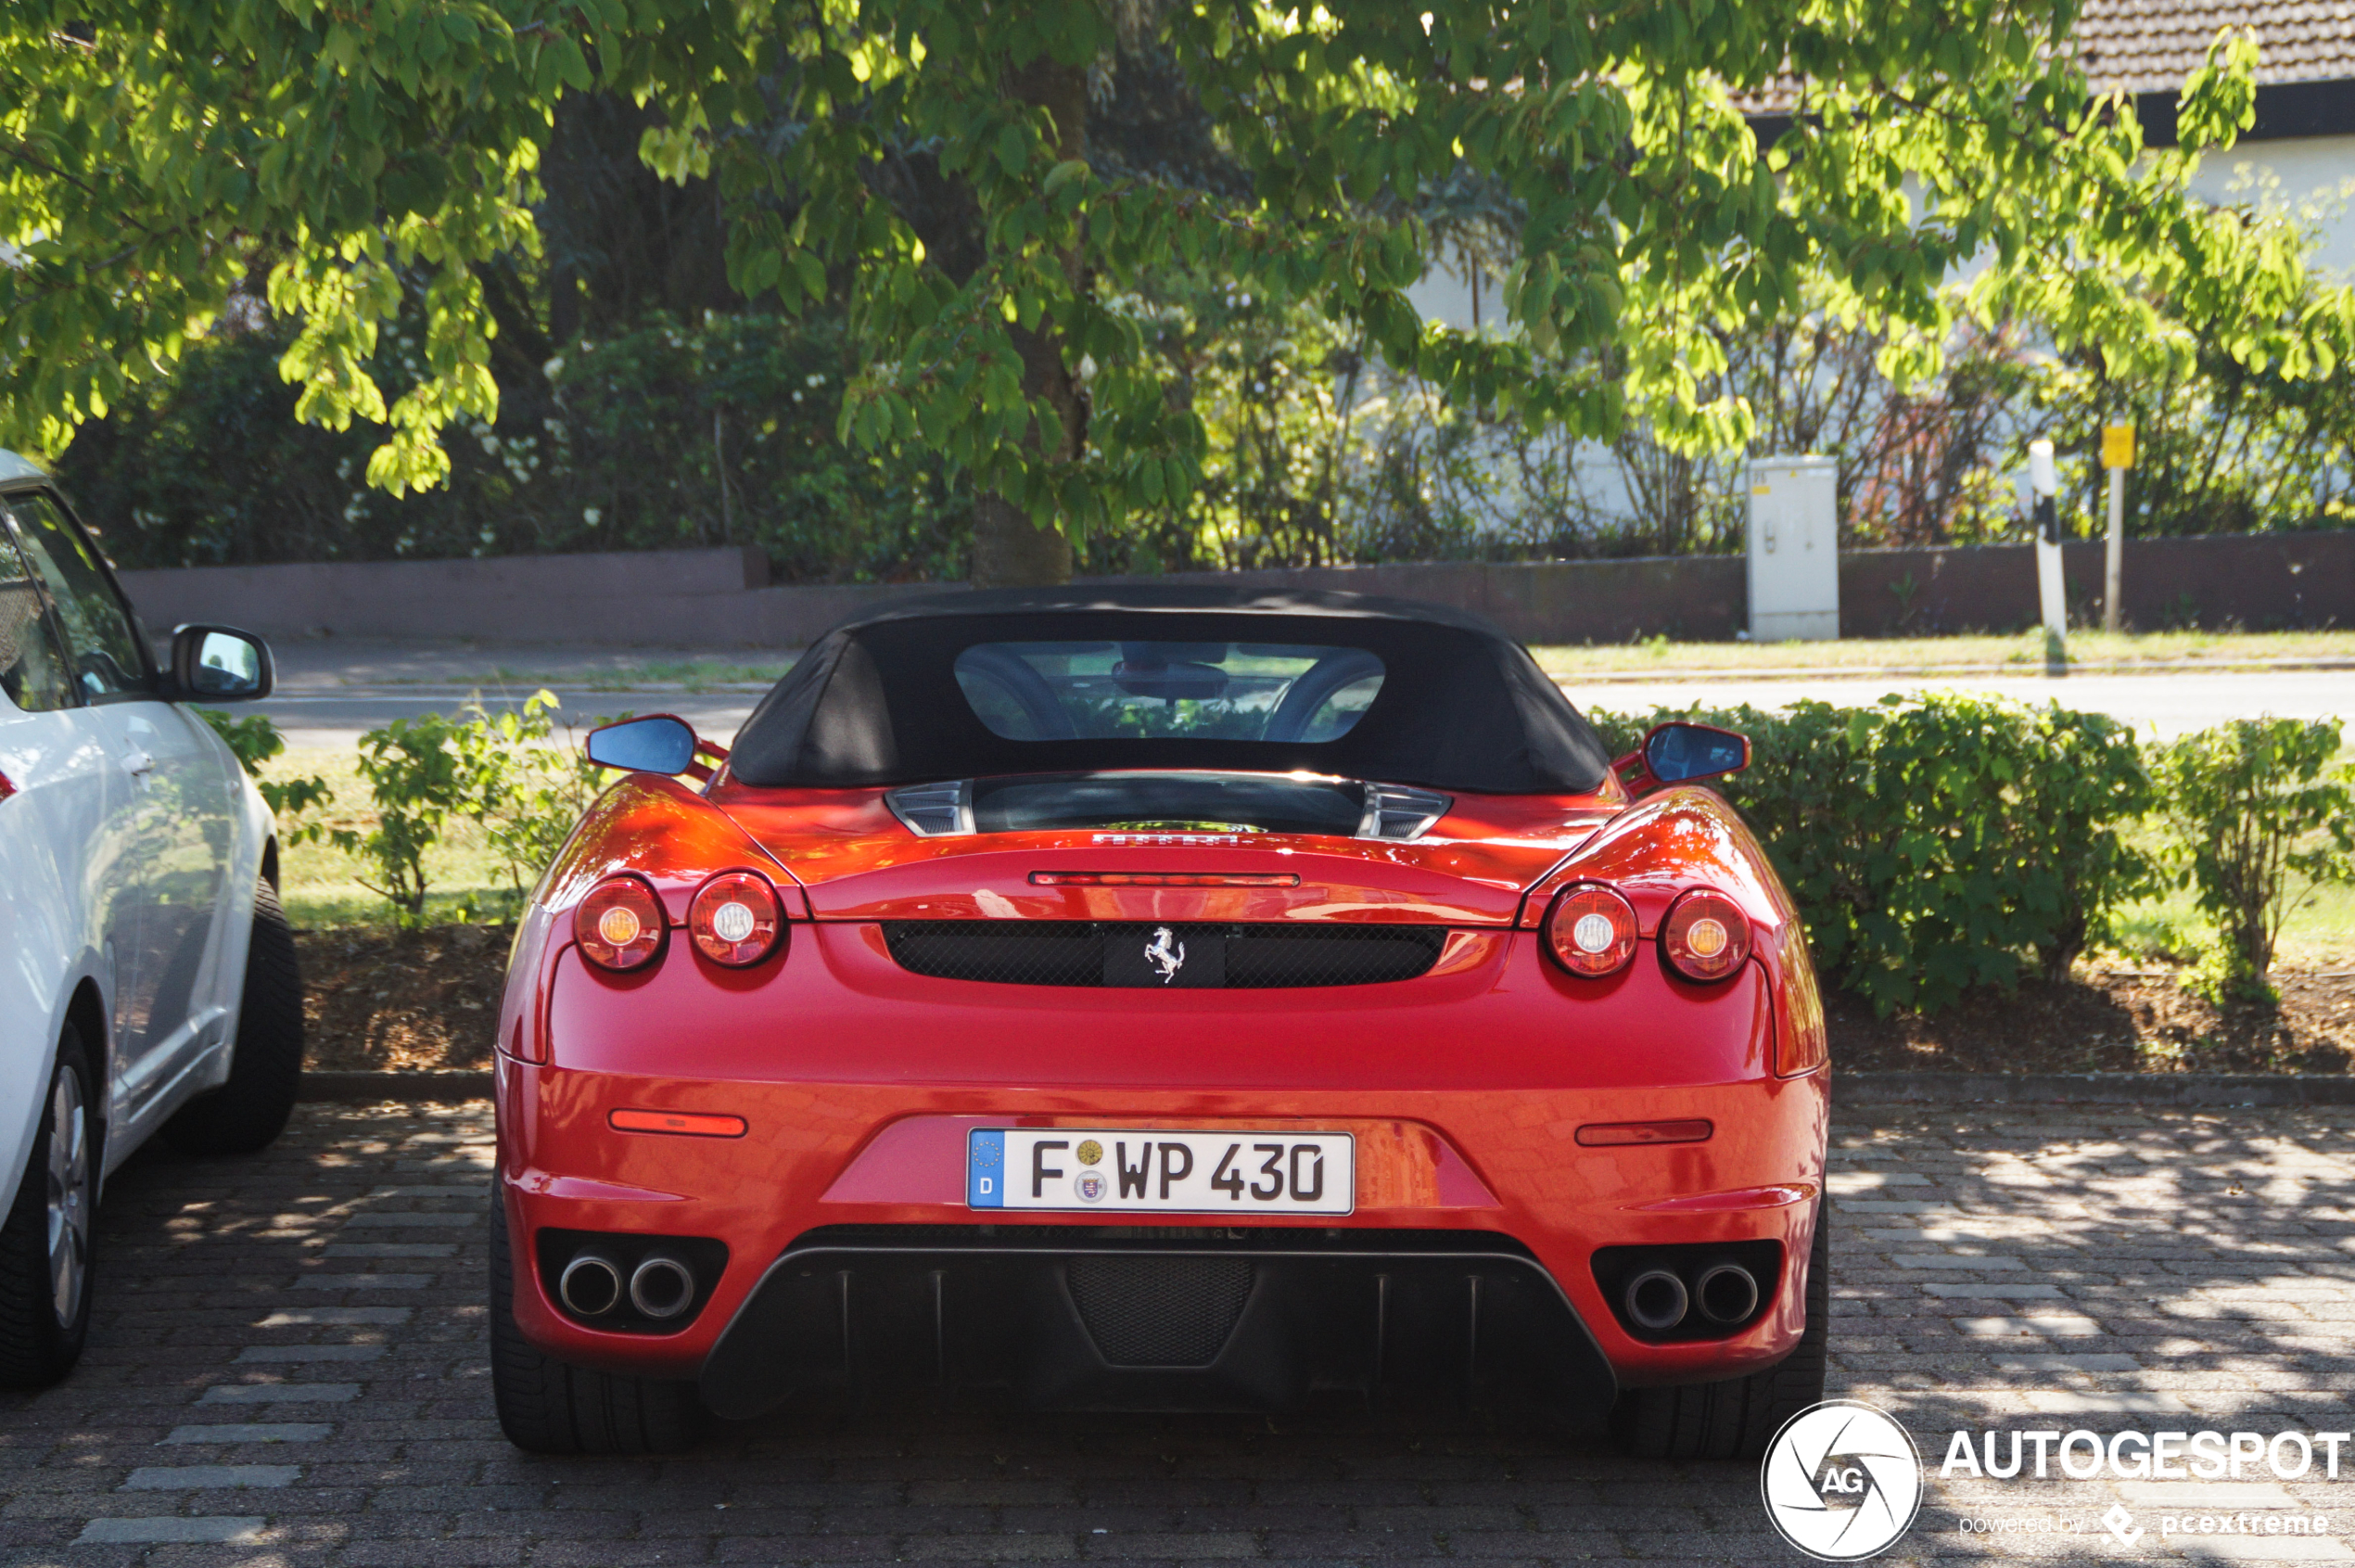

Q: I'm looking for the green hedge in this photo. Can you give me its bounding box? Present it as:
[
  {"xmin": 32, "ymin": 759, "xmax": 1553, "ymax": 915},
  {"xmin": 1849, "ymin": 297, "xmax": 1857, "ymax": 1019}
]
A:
[
  {"xmin": 1595, "ymin": 697, "xmax": 2355, "ymax": 1014},
  {"xmin": 216, "ymin": 691, "xmax": 2348, "ymax": 1013},
  {"xmin": 1591, "ymin": 695, "xmax": 2155, "ymax": 1014},
  {"xmin": 2150, "ymin": 718, "xmax": 2355, "ymax": 1001},
  {"xmin": 60, "ymin": 312, "xmax": 972, "ymax": 581}
]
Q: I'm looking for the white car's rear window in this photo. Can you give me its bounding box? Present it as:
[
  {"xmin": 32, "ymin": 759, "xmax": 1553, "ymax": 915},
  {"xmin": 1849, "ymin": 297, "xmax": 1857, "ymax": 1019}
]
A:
[{"xmin": 0, "ymin": 527, "xmax": 73, "ymax": 713}]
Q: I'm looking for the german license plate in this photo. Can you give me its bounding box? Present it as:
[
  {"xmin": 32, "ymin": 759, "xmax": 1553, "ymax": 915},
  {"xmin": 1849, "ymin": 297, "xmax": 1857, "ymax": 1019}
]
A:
[{"xmin": 967, "ymin": 1128, "xmax": 1355, "ymax": 1216}]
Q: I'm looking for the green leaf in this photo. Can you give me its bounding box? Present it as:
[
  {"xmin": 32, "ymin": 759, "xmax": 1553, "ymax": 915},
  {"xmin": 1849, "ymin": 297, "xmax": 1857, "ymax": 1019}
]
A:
[
  {"xmin": 791, "ymin": 249, "xmax": 826, "ymax": 302},
  {"xmin": 554, "ymin": 36, "xmax": 594, "ymax": 90}
]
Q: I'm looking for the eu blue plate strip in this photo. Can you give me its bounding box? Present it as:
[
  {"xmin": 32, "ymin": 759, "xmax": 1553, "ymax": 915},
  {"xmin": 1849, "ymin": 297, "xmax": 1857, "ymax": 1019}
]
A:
[{"xmin": 967, "ymin": 1129, "xmax": 1005, "ymax": 1208}]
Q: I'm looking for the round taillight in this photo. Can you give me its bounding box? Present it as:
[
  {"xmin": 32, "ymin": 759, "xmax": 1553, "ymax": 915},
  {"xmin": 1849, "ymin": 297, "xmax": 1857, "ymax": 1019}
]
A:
[
  {"xmin": 1543, "ymin": 885, "xmax": 1640, "ymax": 976},
  {"xmin": 1662, "ymin": 888, "xmax": 1752, "ymax": 982},
  {"xmin": 689, "ymin": 871, "xmax": 784, "ymax": 967},
  {"xmin": 575, "ymin": 875, "xmax": 667, "ymax": 972}
]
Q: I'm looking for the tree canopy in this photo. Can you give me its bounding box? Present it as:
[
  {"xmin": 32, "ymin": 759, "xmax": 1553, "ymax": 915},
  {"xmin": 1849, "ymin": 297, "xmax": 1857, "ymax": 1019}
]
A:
[{"xmin": 5, "ymin": 0, "xmax": 2349, "ymax": 583}]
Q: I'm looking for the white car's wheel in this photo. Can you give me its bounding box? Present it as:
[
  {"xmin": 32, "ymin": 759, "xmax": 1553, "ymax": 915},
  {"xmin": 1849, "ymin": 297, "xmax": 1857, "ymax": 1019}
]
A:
[
  {"xmin": 164, "ymin": 875, "xmax": 303, "ymax": 1157},
  {"xmin": 0, "ymin": 1031, "xmax": 97, "ymax": 1388}
]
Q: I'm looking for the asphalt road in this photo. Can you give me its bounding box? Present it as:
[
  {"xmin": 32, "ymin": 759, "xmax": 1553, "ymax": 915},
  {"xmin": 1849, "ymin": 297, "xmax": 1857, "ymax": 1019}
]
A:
[
  {"xmin": 4, "ymin": 1099, "xmax": 2349, "ymax": 1564},
  {"xmin": 252, "ymin": 639, "xmax": 2355, "ymax": 749},
  {"xmin": 260, "ymin": 688, "xmax": 770, "ymax": 752}
]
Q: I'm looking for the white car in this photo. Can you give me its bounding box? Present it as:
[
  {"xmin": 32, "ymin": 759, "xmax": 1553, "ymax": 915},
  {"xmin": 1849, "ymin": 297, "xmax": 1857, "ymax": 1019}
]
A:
[{"xmin": 0, "ymin": 451, "xmax": 299, "ymax": 1388}]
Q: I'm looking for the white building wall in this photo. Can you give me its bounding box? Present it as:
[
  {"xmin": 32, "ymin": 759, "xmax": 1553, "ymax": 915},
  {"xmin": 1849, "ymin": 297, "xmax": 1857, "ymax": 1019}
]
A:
[
  {"xmin": 2184, "ymin": 132, "xmax": 2355, "ymax": 279},
  {"xmin": 1387, "ymin": 128, "xmax": 2351, "ymax": 542},
  {"xmin": 1403, "ymin": 253, "xmax": 1498, "ymax": 338},
  {"xmin": 1403, "ymin": 134, "xmax": 2355, "ymax": 324}
]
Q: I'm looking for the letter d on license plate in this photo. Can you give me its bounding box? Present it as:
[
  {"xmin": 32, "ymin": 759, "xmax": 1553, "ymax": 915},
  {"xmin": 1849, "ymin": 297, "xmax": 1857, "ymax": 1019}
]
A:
[{"xmin": 968, "ymin": 1128, "xmax": 1354, "ymax": 1216}]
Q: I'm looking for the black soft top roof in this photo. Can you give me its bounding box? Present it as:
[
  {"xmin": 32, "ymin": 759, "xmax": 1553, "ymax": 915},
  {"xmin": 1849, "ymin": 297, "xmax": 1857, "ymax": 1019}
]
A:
[{"xmin": 726, "ymin": 585, "xmax": 1612, "ymax": 795}]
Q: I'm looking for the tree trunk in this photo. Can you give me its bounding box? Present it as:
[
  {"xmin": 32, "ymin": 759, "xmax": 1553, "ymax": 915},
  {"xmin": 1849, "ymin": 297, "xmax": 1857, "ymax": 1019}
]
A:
[
  {"xmin": 971, "ymin": 493, "xmax": 1074, "ymax": 586},
  {"xmin": 970, "ymin": 56, "xmax": 1088, "ymax": 590}
]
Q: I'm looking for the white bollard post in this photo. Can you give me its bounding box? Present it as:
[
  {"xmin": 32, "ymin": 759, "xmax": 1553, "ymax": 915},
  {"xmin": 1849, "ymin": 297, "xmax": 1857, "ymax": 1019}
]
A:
[{"xmin": 2029, "ymin": 440, "xmax": 2065, "ymax": 676}]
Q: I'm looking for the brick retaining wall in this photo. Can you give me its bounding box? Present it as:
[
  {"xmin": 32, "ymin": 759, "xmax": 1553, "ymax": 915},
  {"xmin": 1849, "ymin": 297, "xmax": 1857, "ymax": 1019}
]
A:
[{"xmin": 114, "ymin": 530, "xmax": 2355, "ymax": 647}]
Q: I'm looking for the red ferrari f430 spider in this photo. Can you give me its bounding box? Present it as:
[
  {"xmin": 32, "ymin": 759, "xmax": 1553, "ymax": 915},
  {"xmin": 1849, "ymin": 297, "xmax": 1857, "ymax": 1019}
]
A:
[{"xmin": 490, "ymin": 588, "xmax": 1829, "ymax": 1457}]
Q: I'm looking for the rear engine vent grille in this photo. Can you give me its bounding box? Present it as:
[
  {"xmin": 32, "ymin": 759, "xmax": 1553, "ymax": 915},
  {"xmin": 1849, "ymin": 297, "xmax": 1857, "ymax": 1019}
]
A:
[
  {"xmin": 881, "ymin": 922, "xmax": 1447, "ymax": 988},
  {"xmin": 885, "ymin": 780, "xmax": 973, "ymax": 836},
  {"xmin": 1065, "ymin": 1256, "xmax": 1254, "ymax": 1366},
  {"xmin": 1359, "ymin": 783, "xmax": 1453, "ymax": 839}
]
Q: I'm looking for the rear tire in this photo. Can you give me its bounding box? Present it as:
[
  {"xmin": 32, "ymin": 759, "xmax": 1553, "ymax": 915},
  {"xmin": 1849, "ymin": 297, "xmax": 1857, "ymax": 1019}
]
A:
[
  {"xmin": 163, "ymin": 875, "xmax": 302, "ymax": 1157},
  {"xmin": 0, "ymin": 1032, "xmax": 98, "ymax": 1388},
  {"xmin": 490, "ymin": 1195, "xmax": 701, "ymax": 1455},
  {"xmin": 1609, "ymin": 1202, "xmax": 1830, "ymax": 1461}
]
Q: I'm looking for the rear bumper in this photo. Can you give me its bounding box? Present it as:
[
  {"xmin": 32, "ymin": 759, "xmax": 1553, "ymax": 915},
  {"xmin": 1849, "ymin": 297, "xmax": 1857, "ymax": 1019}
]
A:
[
  {"xmin": 697, "ymin": 1227, "xmax": 1619, "ymax": 1421},
  {"xmin": 495, "ymin": 925, "xmax": 1829, "ymax": 1402}
]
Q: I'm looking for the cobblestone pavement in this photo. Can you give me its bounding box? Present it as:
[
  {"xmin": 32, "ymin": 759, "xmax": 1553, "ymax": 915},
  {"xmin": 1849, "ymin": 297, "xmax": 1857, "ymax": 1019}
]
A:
[{"xmin": 3, "ymin": 1102, "xmax": 2351, "ymax": 1567}]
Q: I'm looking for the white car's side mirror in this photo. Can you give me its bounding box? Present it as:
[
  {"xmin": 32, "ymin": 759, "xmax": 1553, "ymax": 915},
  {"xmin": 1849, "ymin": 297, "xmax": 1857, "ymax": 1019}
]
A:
[{"xmin": 171, "ymin": 623, "xmax": 273, "ymax": 702}]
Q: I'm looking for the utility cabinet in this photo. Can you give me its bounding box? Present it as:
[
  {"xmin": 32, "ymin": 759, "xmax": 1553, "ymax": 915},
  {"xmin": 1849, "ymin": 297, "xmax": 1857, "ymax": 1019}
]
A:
[{"xmin": 1746, "ymin": 455, "xmax": 1840, "ymax": 642}]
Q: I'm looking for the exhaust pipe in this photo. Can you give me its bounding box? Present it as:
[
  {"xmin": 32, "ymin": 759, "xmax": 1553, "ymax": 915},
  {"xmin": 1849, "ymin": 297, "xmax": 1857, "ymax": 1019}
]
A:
[
  {"xmin": 1623, "ymin": 1268, "xmax": 1689, "ymax": 1332},
  {"xmin": 558, "ymin": 1250, "xmax": 624, "ymax": 1317},
  {"xmin": 629, "ymin": 1251, "xmax": 698, "ymax": 1321},
  {"xmin": 1695, "ymin": 1262, "xmax": 1761, "ymax": 1326}
]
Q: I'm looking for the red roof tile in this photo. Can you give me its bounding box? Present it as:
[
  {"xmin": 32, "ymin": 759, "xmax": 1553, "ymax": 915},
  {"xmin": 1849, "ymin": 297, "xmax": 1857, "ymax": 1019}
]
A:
[
  {"xmin": 1735, "ymin": 0, "xmax": 2352, "ymax": 114},
  {"xmin": 2077, "ymin": 0, "xmax": 2355, "ymax": 92}
]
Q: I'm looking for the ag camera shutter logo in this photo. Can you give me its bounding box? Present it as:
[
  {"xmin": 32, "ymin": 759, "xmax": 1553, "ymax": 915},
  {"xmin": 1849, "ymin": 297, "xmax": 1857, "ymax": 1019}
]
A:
[{"xmin": 1761, "ymin": 1400, "xmax": 1925, "ymax": 1561}]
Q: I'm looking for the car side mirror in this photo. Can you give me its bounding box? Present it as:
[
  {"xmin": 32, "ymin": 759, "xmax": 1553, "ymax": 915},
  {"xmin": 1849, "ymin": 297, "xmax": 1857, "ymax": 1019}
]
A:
[
  {"xmin": 585, "ymin": 715, "xmax": 702, "ymax": 775},
  {"xmin": 1642, "ymin": 721, "xmax": 1750, "ymax": 785},
  {"xmin": 172, "ymin": 624, "xmax": 273, "ymax": 702}
]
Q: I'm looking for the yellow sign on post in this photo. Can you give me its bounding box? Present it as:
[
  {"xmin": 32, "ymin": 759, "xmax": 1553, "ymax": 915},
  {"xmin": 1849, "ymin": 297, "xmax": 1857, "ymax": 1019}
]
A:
[{"xmin": 2101, "ymin": 424, "xmax": 2133, "ymax": 630}]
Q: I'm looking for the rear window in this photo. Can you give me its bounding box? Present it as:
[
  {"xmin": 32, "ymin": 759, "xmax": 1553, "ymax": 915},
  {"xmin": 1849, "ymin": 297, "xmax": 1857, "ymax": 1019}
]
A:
[
  {"xmin": 0, "ymin": 539, "xmax": 73, "ymax": 713},
  {"xmin": 953, "ymin": 641, "xmax": 1383, "ymax": 744}
]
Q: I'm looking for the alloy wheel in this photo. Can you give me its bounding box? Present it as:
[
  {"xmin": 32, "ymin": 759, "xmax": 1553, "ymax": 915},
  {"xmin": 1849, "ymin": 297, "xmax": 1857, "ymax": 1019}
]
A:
[{"xmin": 45, "ymin": 1068, "xmax": 89, "ymax": 1328}]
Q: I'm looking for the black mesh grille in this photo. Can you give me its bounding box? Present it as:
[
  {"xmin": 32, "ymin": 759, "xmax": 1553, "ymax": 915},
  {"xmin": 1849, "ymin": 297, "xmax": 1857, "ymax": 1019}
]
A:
[
  {"xmin": 880, "ymin": 922, "xmax": 1447, "ymax": 988},
  {"xmin": 885, "ymin": 924, "xmax": 1103, "ymax": 986},
  {"xmin": 1065, "ymin": 1256, "xmax": 1254, "ymax": 1366}
]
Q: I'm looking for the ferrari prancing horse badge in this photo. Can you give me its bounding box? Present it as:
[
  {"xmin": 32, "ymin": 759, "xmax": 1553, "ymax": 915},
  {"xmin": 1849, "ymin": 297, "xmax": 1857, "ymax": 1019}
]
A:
[{"xmin": 1144, "ymin": 925, "xmax": 1186, "ymax": 983}]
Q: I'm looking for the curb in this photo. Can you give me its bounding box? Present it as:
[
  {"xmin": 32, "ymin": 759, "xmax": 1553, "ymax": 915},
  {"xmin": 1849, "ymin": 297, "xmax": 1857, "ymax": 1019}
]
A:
[
  {"xmin": 1842, "ymin": 1071, "xmax": 2355, "ymax": 1107},
  {"xmin": 299, "ymin": 1071, "xmax": 493, "ymax": 1103}
]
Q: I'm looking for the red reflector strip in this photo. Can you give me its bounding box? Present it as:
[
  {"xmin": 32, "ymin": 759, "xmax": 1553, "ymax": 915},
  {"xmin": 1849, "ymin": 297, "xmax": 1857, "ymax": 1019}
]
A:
[
  {"xmin": 1574, "ymin": 1119, "xmax": 1712, "ymax": 1147},
  {"xmin": 609, "ymin": 1109, "xmax": 747, "ymax": 1139},
  {"xmin": 1028, "ymin": 872, "xmax": 1301, "ymax": 887}
]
